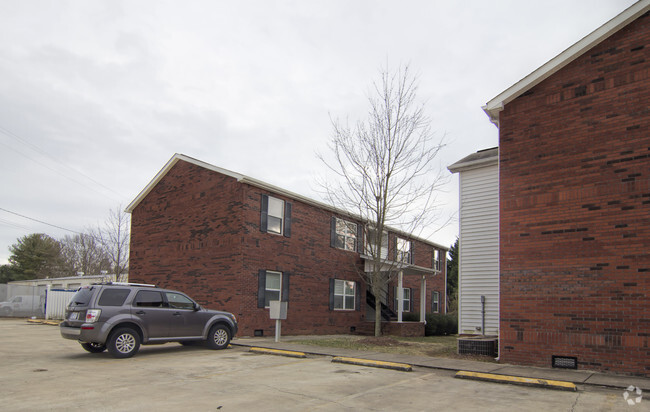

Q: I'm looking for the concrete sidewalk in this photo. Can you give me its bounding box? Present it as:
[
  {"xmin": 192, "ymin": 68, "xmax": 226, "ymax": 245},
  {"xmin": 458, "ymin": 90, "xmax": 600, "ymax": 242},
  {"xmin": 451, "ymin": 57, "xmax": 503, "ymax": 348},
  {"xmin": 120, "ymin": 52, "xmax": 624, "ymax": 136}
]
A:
[{"xmin": 232, "ymin": 335, "xmax": 650, "ymax": 392}]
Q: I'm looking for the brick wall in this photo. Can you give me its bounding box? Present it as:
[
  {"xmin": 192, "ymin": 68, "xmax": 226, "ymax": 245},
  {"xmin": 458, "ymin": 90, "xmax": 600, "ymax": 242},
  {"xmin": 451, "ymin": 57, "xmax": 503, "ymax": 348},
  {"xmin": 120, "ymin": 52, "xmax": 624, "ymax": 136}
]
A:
[
  {"xmin": 130, "ymin": 158, "xmax": 447, "ymax": 337},
  {"xmin": 498, "ymin": 12, "xmax": 650, "ymax": 376}
]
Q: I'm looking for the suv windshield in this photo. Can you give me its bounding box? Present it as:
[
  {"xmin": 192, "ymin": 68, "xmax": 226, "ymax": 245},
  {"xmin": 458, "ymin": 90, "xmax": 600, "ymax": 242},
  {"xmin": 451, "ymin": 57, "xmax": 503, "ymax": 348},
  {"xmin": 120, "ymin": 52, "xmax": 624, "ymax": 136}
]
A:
[{"xmin": 68, "ymin": 287, "xmax": 95, "ymax": 306}]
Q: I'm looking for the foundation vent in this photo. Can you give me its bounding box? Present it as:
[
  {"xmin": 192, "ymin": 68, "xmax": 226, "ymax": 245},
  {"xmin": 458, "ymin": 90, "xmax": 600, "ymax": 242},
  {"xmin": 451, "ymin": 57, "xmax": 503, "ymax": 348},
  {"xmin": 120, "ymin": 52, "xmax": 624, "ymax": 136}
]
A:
[{"xmin": 552, "ymin": 355, "xmax": 577, "ymax": 369}]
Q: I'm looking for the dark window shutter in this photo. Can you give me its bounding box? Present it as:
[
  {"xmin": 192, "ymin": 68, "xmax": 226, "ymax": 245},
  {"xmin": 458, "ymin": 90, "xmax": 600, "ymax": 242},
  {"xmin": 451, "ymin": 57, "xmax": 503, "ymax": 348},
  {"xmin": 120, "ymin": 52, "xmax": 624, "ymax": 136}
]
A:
[
  {"xmin": 328, "ymin": 278, "xmax": 335, "ymax": 310},
  {"xmin": 410, "ymin": 242, "xmax": 414, "ymax": 264},
  {"xmin": 330, "ymin": 217, "xmax": 337, "ymax": 248},
  {"xmin": 356, "ymin": 224, "xmax": 363, "ymax": 253},
  {"xmin": 260, "ymin": 195, "xmax": 269, "ymax": 233},
  {"xmin": 283, "ymin": 202, "xmax": 292, "ymax": 238},
  {"xmin": 281, "ymin": 272, "xmax": 290, "ymax": 302},
  {"xmin": 257, "ymin": 270, "xmax": 266, "ymax": 308},
  {"xmin": 355, "ymin": 282, "xmax": 361, "ymax": 311}
]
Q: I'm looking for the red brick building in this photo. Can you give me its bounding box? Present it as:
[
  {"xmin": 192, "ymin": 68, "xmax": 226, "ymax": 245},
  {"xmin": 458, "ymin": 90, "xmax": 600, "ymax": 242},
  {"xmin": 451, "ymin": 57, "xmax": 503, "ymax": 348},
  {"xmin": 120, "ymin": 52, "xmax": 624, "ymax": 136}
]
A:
[
  {"xmin": 126, "ymin": 154, "xmax": 447, "ymax": 337},
  {"xmin": 483, "ymin": 2, "xmax": 649, "ymax": 376}
]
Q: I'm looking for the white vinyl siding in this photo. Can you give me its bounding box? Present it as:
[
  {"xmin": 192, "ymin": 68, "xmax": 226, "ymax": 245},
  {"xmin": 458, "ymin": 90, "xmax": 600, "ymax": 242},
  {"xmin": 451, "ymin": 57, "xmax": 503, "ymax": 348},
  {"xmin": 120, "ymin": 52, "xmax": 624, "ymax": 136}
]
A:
[{"xmin": 458, "ymin": 163, "xmax": 499, "ymax": 335}]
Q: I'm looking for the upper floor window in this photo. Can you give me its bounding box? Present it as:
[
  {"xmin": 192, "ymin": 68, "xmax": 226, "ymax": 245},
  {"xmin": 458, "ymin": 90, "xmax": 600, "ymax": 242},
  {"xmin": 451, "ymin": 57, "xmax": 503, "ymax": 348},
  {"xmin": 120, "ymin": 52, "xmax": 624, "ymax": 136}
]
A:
[
  {"xmin": 366, "ymin": 227, "xmax": 388, "ymax": 259},
  {"xmin": 332, "ymin": 217, "xmax": 358, "ymax": 252},
  {"xmin": 261, "ymin": 195, "xmax": 292, "ymax": 237},
  {"xmin": 397, "ymin": 238, "xmax": 411, "ymax": 263},
  {"xmin": 433, "ymin": 249, "xmax": 442, "ymax": 271}
]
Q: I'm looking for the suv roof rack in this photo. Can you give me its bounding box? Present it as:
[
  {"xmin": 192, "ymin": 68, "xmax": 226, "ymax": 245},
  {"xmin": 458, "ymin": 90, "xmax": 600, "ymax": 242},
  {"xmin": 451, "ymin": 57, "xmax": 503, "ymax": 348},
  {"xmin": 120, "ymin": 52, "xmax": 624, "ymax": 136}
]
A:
[{"xmin": 92, "ymin": 282, "xmax": 158, "ymax": 288}]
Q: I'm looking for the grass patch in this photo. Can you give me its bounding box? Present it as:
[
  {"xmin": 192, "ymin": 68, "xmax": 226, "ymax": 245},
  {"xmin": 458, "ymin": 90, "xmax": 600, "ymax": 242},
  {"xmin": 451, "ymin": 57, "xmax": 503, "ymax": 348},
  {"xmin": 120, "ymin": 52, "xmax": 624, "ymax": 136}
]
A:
[{"xmin": 290, "ymin": 335, "xmax": 496, "ymax": 362}]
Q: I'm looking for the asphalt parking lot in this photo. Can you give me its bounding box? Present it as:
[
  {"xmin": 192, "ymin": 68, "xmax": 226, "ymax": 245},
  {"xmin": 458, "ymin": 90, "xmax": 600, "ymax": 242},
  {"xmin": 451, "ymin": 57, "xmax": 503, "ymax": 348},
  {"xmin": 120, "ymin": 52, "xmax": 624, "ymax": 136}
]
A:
[{"xmin": 0, "ymin": 319, "xmax": 636, "ymax": 411}]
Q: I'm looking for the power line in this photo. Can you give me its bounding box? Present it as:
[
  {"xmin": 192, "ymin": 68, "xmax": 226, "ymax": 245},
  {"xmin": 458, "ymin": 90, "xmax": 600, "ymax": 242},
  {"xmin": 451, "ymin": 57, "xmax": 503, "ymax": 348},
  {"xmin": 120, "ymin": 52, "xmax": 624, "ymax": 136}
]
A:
[
  {"xmin": 0, "ymin": 125, "xmax": 127, "ymax": 202},
  {"xmin": 0, "ymin": 207, "xmax": 82, "ymax": 235}
]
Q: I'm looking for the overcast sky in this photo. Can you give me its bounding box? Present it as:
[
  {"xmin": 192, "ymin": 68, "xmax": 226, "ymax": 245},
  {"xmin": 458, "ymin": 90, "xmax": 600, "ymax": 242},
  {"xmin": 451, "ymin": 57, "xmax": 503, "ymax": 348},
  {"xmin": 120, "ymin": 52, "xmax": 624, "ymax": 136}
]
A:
[{"xmin": 0, "ymin": 0, "xmax": 638, "ymax": 265}]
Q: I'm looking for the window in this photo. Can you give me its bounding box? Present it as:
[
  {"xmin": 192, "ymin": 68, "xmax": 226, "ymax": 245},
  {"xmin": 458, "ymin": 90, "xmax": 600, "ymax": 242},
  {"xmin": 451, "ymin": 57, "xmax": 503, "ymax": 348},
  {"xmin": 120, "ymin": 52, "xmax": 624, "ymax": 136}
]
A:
[
  {"xmin": 397, "ymin": 238, "xmax": 411, "ymax": 263},
  {"xmin": 264, "ymin": 271, "xmax": 282, "ymax": 307},
  {"xmin": 98, "ymin": 288, "xmax": 130, "ymax": 306},
  {"xmin": 394, "ymin": 287, "xmax": 411, "ymax": 312},
  {"xmin": 366, "ymin": 227, "xmax": 388, "ymax": 259},
  {"xmin": 333, "ymin": 279, "xmax": 356, "ymax": 310},
  {"xmin": 332, "ymin": 217, "xmax": 358, "ymax": 252},
  {"xmin": 260, "ymin": 194, "xmax": 292, "ymax": 237},
  {"xmin": 433, "ymin": 249, "xmax": 442, "ymax": 271},
  {"xmin": 257, "ymin": 270, "xmax": 290, "ymax": 308},
  {"xmin": 133, "ymin": 290, "xmax": 165, "ymax": 308},
  {"xmin": 165, "ymin": 292, "xmax": 195, "ymax": 310},
  {"xmin": 432, "ymin": 291, "xmax": 440, "ymax": 313}
]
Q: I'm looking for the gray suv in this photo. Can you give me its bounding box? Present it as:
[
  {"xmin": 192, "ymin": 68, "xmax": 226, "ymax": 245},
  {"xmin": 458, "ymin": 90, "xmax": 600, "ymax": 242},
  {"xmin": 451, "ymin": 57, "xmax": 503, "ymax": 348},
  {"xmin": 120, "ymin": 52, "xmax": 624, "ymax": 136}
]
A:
[{"xmin": 60, "ymin": 282, "xmax": 238, "ymax": 358}]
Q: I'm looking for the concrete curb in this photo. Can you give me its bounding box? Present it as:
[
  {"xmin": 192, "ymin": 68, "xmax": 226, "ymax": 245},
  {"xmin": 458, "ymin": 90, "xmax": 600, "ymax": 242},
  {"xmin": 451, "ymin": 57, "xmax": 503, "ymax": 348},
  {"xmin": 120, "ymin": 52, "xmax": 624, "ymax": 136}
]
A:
[
  {"xmin": 455, "ymin": 371, "xmax": 577, "ymax": 391},
  {"xmin": 332, "ymin": 356, "xmax": 412, "ymax": 372},
  {"xmin": 249, "ymin": 347, "xmax": 307, "ymax": 358}
]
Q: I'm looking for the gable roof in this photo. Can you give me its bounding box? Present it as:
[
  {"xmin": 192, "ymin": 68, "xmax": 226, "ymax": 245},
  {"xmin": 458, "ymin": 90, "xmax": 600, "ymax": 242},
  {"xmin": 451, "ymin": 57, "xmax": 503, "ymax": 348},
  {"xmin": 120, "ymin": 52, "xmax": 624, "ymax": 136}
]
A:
[
  {"xmin": 125, "ymin": 153, "xmax": 449, "ymax": 250},
  {"xmin": 448, "ymin": 147, "xmax": 498, "ymax": 173},
  {"xmin": 483, "ymin": 0, "xmax": 650, "ymax": 127}
]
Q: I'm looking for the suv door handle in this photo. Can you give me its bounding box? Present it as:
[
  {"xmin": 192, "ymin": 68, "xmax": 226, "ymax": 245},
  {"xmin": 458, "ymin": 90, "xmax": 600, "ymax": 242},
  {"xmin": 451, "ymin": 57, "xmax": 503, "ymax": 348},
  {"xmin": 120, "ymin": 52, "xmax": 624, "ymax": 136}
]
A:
[
  {"xmin": 135, "ymin": 311, "xmax": 146, "ymax": 315},
  {"xmin": 173, "ymin": 312, "xmax": 182, "ymax": 316}
]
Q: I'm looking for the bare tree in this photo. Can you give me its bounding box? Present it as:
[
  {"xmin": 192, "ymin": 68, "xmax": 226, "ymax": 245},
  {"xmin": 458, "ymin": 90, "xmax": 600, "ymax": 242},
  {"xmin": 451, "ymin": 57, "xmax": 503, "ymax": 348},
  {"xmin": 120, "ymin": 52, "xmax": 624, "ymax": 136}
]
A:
[
  {"xmin": 92, "ymin": 206, "xmax": 130, "ymax": 282},
  {"xmin": 60, "ymin": 233, "xmax": 111, "ymax": 277},
  {"xmin": 319, "ymin": 65, "xmax": 446, "ymax": 336}
]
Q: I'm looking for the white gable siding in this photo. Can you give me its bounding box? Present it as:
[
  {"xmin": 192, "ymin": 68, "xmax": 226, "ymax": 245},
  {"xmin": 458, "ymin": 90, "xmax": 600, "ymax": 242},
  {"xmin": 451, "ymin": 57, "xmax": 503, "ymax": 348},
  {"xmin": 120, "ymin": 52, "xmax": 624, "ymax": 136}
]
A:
[{"xmin": 458, "ymin": 164, "xmax": 499, "ymax": 335}]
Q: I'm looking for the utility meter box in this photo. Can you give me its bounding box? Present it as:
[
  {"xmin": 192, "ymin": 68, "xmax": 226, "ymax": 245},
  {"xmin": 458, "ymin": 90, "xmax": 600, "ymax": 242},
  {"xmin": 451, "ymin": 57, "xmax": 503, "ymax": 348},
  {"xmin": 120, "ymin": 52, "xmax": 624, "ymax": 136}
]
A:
[{"xmin": 269, "ymin": 301, "xmax": 287, "ymax": 320}]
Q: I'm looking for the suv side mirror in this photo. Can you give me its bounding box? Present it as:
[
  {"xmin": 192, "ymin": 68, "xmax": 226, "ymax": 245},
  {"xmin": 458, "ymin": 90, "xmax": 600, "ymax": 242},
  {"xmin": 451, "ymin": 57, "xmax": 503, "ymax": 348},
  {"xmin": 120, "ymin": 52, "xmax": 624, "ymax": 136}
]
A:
[{"xmin": 194, "ymin": 303, "xmax": 201, "ymax": 311}]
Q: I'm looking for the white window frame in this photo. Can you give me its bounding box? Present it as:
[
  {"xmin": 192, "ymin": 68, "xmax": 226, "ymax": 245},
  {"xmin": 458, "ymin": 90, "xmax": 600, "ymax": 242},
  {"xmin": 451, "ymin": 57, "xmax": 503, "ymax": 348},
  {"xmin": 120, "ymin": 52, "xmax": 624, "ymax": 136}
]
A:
[
  {"xmin": 394, "ymin": 287, "xmax": 411, "ymax": 312},
  {"xmin": 333, "ymin": 279, "xmax": 356, "ymax": 310},
  {"xmin": 432, "ymin": 291, "xmax": 440, "ymax": 313},
  {"xmin": 264, "ymin": 271, "xmax": 282, "ymax": 308},
  {"xmin": 366, "ymin": 227, "xmax": 388, "ymax": 259},
  {"xmin": 397, "ymin": 238, "xmax": 411, "ymax": 263},
  {"xmin": 266, "ymin": 196, "xmax": 285, "ymax": 235},
  {"xmin": 433, "ymin": 249, "xmax": 442, "ymax": 271},
  {"xmin": 335, "ymin": 218, "xmax": 358, "ymax": 252}
]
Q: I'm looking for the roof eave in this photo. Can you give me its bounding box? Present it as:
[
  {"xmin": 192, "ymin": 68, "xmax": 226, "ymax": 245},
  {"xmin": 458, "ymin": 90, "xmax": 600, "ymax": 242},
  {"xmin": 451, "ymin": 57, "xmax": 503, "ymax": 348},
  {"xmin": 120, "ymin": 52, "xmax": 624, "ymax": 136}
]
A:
[{"xmin": 483, "ymin": 0, "xmax": 650, "ymax": 128}]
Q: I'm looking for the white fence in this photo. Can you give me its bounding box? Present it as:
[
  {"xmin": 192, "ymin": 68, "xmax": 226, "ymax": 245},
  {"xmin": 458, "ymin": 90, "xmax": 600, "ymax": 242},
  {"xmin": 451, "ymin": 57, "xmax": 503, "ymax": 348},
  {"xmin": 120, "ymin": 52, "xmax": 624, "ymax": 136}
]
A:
[{"xmin": 45, "ymin": 289, "xmax": 76, "ymax": 320}]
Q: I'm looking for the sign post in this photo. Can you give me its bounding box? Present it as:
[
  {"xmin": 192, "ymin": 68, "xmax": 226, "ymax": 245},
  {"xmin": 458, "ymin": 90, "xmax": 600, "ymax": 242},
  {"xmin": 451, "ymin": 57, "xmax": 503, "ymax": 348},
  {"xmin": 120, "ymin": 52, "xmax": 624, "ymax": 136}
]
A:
[{"xmin": 269, "ymin": 301, "xmax": 287, "ymax": 342}]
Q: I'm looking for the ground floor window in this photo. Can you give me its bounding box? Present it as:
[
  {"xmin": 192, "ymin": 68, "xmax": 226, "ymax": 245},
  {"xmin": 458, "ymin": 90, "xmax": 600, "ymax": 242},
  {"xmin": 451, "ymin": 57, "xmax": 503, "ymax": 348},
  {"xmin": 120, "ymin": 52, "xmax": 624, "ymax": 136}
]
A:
[
  {"xmin": 334, "ymin": 279, "xmax": 356, "ymax": 310},
  {"xmin": 257, "ymin": 270, "xmax": 289, "ymax": 308},
  {"xmin": 432, "ymin": 291, "xmax": 440, "ymax": 313},
  {"xmin": 394, "ymin": 287, "xmax": 411, "ymax": 312}
]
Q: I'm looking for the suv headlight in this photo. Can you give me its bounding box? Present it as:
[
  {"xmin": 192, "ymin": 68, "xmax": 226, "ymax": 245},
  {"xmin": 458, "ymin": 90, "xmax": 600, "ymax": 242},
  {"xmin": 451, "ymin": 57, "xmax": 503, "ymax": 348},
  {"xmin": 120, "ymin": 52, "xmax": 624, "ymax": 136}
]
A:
[{"xmin": 85, "ymin": 309, "xmax": 101, "ymax": 323}]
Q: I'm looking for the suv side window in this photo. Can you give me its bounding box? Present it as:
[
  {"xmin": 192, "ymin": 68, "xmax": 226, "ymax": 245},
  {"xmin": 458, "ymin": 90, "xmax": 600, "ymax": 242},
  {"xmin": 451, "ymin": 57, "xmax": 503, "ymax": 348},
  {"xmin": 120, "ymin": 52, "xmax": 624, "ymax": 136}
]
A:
[
  {"xmin": 165, "ymin": 292, "xmax": 195, "ymax": 310},
  {"xmin": 133, "ymin": 290, "xmax": 165, "ymax": 308},
  {"xmin": 98, "ymin": 288, "xmax": 131, "ymax": 306}
]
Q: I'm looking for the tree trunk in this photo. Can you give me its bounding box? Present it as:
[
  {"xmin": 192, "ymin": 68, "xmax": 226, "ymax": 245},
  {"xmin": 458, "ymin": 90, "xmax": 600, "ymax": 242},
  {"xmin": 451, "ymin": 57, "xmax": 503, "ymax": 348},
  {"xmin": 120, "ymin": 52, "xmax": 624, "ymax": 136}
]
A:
[{"xmin": 374, "ymin": 298, "xmax": 382, "ymax": 337}]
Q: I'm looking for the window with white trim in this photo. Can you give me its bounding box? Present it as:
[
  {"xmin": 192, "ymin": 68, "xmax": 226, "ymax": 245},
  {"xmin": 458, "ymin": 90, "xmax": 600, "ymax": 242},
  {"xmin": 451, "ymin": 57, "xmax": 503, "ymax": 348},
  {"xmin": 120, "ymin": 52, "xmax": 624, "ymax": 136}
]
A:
[
  {"xmin": 397, "ymin": 238, "xmax": 411, "ymax": 263},
  {"xmin": 366, "ymin": 227, "xmax": 388, "ymax": 259},
  {"xmin": 394, "ymin": 287, "xmax": 411, "ymax": 312},
  {"xmin": 334, "ymin": 218, "xmax": 358, "ymax": 251},
  {"xmin": 333, "ymin": 279, "xmax": 356, "ymax": 310},
  {"xmin": 432, "ymin": 291, "xmax": 440, "ymax": 313},
  {"xmin": 267, "ymin": 197, "xmax": 284, "ymax": 235},
  {"xmin": 433, "ymin": 249, "xmax": 442, "ymax": 271},
  {"xmin": 264, "ymin": 271, "xmax": 282, "ymax": 308}
]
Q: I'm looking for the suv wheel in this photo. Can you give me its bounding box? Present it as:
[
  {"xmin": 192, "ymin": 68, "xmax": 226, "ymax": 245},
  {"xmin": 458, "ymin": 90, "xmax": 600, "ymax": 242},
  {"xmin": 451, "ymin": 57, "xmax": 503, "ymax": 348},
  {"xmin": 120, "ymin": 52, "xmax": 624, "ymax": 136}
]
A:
[
  {"xmin": 207, "ymin": 324, "xmax": 230, "ymax": 350},
  {"xmin": 107, "ymin": 327, "xmax": 140, "ymax": 358},
  {"xmin": 81, "ymin": 342, "xmax": 106, "ymax": 353}
]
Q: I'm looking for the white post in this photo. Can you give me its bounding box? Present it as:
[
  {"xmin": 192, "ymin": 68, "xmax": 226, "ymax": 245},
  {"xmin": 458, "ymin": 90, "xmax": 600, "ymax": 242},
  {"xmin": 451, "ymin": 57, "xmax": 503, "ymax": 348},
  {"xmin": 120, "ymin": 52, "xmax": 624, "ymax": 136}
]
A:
[
  {"xmin": 397, "ymin": 270, "xmax": 403, "ymax": 323},
  {"xmin": 275, "ymin": 319, "xmax": 281, "ymax": 343},
  {"xmin": 45, "ymin": 284, "xmax": 50, "ymax": 320},
  {"xmin": 420, "ymin": 275, "xmax": 426, "ymax": 323}
]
